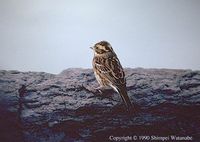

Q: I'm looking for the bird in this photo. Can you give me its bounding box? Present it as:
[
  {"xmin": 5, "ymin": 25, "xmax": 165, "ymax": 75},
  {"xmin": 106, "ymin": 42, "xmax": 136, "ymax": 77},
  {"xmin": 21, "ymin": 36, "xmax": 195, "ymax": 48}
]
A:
[{"xmin": 90, "ymin": 41, "xmax": 132, "ymax": 112}]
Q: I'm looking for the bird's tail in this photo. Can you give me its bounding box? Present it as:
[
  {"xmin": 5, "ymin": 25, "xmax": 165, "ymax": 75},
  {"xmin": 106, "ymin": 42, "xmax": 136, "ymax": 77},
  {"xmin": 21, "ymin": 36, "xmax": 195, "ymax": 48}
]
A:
[{"xmin": 117, "ymin": 87, "xmax": 132, "ymax": 112}]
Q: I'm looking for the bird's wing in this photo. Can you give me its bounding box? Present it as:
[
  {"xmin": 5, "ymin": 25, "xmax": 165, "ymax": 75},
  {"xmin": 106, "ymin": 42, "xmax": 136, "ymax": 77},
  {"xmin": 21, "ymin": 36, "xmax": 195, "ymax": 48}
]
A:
[
  {"xmin": 93, "ymin": 56, "xmax": 132, "ymax": 112},
  {"xmin": 93, "ymin": 56, "xmax": 126, "ymax": 86}
]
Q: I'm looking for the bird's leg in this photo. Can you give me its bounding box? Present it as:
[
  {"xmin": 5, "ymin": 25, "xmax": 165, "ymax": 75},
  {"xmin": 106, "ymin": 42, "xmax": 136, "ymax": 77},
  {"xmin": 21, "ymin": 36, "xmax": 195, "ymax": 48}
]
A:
[
  {"xmin": 89, "ymin": 85, "xmax": 115, "ymax": 99},
  {"xmin": 93, "ymin": 86, "xmax": 116, "ymax": 101},
  {"xmin": 95, "ymin": 86, "xmax": 112, "ymax": 94},
  {"xmin": 93, "ymin": 86, "xmax": 104, "ymax": 94}
]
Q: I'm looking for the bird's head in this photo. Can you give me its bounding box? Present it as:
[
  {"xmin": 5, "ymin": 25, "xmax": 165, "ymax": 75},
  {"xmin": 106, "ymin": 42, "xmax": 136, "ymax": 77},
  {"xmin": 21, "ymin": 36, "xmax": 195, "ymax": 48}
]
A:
[{"xmin": 90, "ymin": 41, "xmax": 114, "ymax": 55}]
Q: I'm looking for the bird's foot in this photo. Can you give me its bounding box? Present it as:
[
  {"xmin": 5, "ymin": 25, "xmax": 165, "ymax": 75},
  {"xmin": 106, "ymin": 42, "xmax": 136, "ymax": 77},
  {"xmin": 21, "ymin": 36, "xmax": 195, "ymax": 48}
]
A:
[
  {"xmin": 94, "ymin": 86, "xmax": 104, "ymax": 94},
  {"xmin": 89, "ymin": 86, "xmax": 115, "ymax": 100},
  {"xmin": 93, "ymin": 86, "xmax": 112, "ymax": 94}
]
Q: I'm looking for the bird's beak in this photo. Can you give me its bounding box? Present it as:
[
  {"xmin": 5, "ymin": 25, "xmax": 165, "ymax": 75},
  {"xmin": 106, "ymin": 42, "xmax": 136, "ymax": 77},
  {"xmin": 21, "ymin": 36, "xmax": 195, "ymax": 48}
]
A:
[{"xmin": 90, "ymin": 46, "xmax": 94, "ymax": 50}]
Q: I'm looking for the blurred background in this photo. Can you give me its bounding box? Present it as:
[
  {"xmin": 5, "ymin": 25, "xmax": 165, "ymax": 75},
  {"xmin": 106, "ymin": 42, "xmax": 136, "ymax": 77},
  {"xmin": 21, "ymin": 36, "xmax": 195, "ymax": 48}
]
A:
[{"xmin": 0, "ymin": 0, "xmax": 200, "ymax": 74}]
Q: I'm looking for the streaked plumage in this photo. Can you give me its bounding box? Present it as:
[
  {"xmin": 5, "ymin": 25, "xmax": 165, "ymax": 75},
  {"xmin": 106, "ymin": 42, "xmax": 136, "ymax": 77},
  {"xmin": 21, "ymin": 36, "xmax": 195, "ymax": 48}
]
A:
[{"xmin": 90, "ymin": 41, "xmax": 132, "ymax": 111}]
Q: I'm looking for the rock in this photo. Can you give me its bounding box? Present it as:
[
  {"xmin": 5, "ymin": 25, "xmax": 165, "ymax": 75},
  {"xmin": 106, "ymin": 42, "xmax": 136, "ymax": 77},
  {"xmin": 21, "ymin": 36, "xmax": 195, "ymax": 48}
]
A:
[{"xmin": 0, "ymin": 68, "xmax": 200, "ymax": 142}]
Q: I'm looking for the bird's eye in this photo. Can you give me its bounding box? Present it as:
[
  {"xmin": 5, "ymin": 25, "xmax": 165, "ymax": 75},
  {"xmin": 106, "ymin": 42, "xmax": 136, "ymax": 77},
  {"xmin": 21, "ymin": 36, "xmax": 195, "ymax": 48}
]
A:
[{"xmin": 95, "ymin": 45, "xmax": 99, "ymax": 49}]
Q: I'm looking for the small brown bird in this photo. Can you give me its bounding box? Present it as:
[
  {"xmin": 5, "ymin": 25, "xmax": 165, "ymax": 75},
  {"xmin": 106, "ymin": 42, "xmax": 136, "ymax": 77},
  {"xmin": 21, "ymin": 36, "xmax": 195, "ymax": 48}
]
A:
[{"xmin": 90, "ymin": 41, "xmax": 132, "ymax": 111}]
